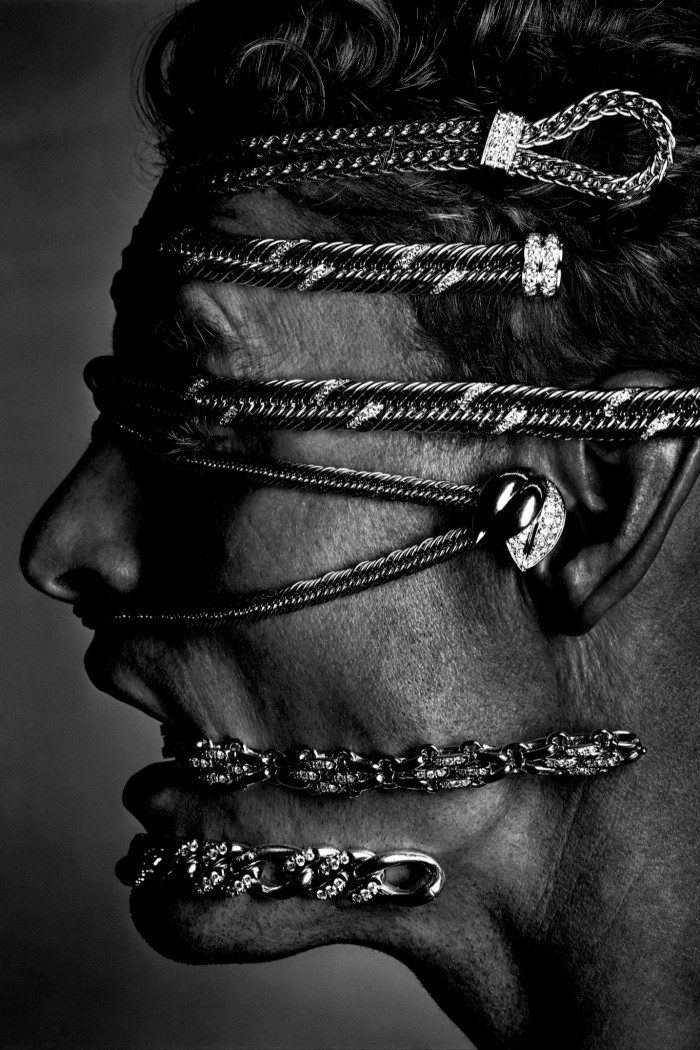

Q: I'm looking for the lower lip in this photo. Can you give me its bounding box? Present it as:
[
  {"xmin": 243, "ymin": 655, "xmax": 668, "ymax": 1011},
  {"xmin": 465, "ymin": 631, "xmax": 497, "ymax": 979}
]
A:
[{"xmin": 122, "ymin": 761, "xmax": 207, "ymax": 837}]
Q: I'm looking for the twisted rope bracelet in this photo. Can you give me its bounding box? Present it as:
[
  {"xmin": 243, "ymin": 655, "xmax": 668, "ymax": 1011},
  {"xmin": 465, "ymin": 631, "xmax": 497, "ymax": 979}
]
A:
[
  {"xmin": 164, "ymin": 89, "xmax": 674, "ymax": 204},
  {"xmin": 162, "ymin": 729, "xmax": 646, "ymax": 795},
  {"xmin": 147, "ymin": 230, "xmax": 561, "ymax": 297},
  {"xmin": 87, "ymin": 358, "xmax": 700, "ymax": 442},
  {"xmin": 118, "ymin": 833, "xmax": 445, "ymax": 906}
]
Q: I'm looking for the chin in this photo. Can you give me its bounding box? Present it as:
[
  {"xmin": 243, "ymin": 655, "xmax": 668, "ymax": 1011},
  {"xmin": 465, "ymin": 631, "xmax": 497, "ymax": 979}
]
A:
[{"xmin": 128, "ymin": 884, "xmax": 349, "ymax": 965}]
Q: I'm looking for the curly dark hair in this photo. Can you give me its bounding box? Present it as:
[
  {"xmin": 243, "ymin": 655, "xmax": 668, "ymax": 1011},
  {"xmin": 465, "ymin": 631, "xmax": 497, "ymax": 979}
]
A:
[{"xmin": 137, "ymin": 0, "xmax": 700, "ymax": 386}]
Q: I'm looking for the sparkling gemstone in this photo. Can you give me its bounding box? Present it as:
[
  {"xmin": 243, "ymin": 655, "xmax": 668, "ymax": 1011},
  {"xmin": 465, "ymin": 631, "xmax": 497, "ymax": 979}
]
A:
[
  {"xmin": 506, "ymin": 480, "xmax": 566, "ymax": 571},
  {"xmin": 480, "ymin": 110, "xmax": 525, "ymax": 171}
]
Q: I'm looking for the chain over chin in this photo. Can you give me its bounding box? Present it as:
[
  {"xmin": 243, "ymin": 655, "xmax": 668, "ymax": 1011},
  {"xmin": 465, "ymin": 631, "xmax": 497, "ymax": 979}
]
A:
[{"xmin": 118, "ymin": 834, "xmax": 445, "ymax": 907}]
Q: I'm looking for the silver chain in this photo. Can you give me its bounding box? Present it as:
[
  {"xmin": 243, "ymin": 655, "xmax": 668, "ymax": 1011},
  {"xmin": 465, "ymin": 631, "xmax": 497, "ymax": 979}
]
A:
[
  {"xmin": 119, "ymin": 833, "xmax": 445, "ymax": 906},
  {"xmin": 89, "ymin": 359, "xmax": 700, "ymax": 442},
  {"xmin": 77, "ymin": 357, "xmax": 695, "ymax": 628},
  {"xmin": 162, "ymin": 728, "xmax": 646, "ymax": 795},
  {"xmin": 151, "ymin": 232, "xmax": 531, "ymax": 296},
  {"xmin": 164, "ymin": 89, "xmax": 673, "ymax": 204}
]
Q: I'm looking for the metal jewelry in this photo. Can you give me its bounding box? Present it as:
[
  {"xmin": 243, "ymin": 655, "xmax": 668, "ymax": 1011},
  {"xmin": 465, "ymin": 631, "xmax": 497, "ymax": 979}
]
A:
[
  {"xmin": 118, "ymin": 834, "xmax": 445, "ymax": 906},
  {"xmin": 144, "ymin": 230, "xmax": 562, "ymax": 298},
  {"xmin": 163, "ymin": 89, "xmax": 674, "ymax": 204},
  {"xmin": 162, "ymin": 728, "xmax": 646, "ymax": 795},
  {"xmin": 88, "ymin": 357, "xmax": 700, "ymax": 443},
  {"xmin": 81, "ymin": 391, "xmax": 566, "ymax": 627}
]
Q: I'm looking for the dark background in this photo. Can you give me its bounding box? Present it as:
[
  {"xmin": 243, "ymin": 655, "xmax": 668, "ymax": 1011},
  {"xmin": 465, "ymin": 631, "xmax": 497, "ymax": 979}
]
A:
[{"xmin": 1, "ymin": 2, "xmax": 472, "ymax": 1046}]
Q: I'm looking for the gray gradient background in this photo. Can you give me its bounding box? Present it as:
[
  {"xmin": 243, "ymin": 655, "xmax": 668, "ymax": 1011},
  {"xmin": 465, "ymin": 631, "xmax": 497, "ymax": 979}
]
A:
[{"xmin": 2, "ymin": 2, "xmax": 473, "ymax": 1047}]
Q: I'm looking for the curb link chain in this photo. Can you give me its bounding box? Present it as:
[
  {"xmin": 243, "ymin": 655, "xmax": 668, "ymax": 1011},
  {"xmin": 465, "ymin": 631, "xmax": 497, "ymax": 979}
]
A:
[{"xmin": 119, "ymin": 834, "xmax": 445, "ymax": 907}]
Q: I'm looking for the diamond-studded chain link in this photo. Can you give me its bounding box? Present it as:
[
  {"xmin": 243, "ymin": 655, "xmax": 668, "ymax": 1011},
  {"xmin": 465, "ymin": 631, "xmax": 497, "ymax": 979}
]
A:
[
  {"xmin": 119, "ymin": 834, "xmax": 445, "ymax": 906},
  {"xmin": 162, "ymin": 729, "xmax": 646, "ymax": 795}
]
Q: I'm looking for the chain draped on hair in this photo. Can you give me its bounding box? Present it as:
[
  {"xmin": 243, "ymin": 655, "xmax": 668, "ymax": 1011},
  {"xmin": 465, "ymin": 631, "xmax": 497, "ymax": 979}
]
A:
[{"xmin": 164, "ymin": 89, "xmax": 674, "ymax": 204}]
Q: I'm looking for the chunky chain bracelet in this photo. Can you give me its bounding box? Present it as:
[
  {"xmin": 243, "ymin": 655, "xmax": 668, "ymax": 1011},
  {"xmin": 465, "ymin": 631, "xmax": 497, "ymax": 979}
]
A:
[
  {"xmin": 118, "ymin": 834, "xmax": 445, "ymax": 907},
  {"xmin": 162, "ymin": 728, "xmax": 646, "ymax": 796}
]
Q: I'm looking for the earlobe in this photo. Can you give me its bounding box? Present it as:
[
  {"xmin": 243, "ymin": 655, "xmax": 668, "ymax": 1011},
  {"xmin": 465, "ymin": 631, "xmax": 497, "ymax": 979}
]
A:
[{"xmin": 523, "ymin": 429, "xmax": 700, "ymax": 635}]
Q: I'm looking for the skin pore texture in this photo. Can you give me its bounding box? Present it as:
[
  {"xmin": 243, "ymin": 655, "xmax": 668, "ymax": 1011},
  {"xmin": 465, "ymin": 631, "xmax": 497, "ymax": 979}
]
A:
[{"xmin": 21, "ymin": 189, "xmax": 700, "ymax": 1050}]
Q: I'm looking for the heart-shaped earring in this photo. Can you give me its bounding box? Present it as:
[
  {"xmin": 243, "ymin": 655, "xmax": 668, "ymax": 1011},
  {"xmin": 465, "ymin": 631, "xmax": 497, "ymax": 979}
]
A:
[
  {"xmin": 505, "ymin": 479, "xmax": 566, "ymax": 571},
  {"xmin": 473, "ymin": 472, "xmax": 547, "ymax": 547},
  {"xmin": 473, "ymin": 471, "xmax": 566, "ymax": 570}
]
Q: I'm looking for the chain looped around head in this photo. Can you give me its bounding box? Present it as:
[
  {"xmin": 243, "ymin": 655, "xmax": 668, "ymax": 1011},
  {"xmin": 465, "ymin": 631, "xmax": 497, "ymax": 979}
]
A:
[
  {"xmin": 87, "ymin": 358, "xmax": 700, "ymax": 442},
  {"xmin": 162, "ymin": 728, "xmax": 646, "ymax": 794},
  {"xmin": 150, "ymin": 231, "xmax": 534, "ymax": 296},
  {"xmin": 118, "ymin": 834, "xmax": 445, "ymax": 906},
  {"xmin": 164, "ymin": 89, "xmax": 674, "ymax": 204}
]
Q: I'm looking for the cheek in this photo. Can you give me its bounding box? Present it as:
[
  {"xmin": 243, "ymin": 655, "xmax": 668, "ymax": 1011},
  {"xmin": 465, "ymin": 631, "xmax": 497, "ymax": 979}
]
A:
[
  {"xmin": 206, "ymin": 481, "xmax": 447, "ymax": 591},
  {"xmin": 177, "ymin": 557, "xmax": 498, "ymax": 751},
  {"xmin": 123, "ymin": 465, "xmax": 547, "ymax": 748}
]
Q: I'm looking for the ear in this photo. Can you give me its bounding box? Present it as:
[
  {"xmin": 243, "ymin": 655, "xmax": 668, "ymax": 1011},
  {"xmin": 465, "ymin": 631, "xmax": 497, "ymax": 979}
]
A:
[{"xmin": 519, "ymin": 372, "xmax": 700, "ymax": 634}]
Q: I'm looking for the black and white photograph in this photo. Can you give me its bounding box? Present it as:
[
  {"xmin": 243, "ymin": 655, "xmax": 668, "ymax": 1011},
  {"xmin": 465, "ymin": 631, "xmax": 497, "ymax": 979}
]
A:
[{"xmin": 4, "ymin": 1, "xmax": 699, "ymax": 1047}]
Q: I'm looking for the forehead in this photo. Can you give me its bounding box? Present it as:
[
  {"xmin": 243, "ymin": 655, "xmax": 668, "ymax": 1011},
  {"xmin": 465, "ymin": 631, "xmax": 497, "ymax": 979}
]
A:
[{"xmin": 156, "ymin": 190, "xmax": 433, "ymax": 382}]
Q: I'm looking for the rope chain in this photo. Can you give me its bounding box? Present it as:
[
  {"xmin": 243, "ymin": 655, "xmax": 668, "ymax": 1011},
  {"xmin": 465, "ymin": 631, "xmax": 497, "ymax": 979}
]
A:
[
  {"xmin": 150, "ymin": 231, "xmax": 526, "ymax": 296},
  {"xmin": 88, "ymin": 359, "xmax": 700, "ymax": 442}
]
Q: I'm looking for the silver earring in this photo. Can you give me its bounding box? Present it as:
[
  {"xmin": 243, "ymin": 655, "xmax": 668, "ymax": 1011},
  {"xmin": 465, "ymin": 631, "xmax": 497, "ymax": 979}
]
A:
[{"xmin": 474, "ymin": 472, "xmax": 565, "ymax": 570}]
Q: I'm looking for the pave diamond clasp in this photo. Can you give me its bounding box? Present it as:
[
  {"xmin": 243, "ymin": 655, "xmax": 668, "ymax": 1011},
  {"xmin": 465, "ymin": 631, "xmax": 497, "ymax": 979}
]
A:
[{"xmin": 480, "ymin": 110, "xmax": 526, "ymax": 171}]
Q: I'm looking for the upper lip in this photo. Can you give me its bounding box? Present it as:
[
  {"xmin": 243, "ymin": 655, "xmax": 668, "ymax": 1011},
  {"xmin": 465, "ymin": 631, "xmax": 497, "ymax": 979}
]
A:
[{"xmin": 82, "ymin": 633, "xmax": 204, "ymax": 737}]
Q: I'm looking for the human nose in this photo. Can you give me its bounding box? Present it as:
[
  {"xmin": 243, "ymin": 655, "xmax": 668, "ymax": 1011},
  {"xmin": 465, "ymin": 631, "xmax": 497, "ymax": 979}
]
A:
[{"xmin": 20, "ymin": 441, "xmax": 144, "ymax": 605}]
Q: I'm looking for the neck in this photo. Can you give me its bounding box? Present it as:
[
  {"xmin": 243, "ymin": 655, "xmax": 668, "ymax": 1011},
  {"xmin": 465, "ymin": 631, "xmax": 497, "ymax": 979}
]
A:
[
  {"xmin": 394, "ymin": 613, "xmax": 700, "ymax": 1050},
  {"xmin": 400, "ymin": 720, "xmax": 700, "ymax": 1049}
]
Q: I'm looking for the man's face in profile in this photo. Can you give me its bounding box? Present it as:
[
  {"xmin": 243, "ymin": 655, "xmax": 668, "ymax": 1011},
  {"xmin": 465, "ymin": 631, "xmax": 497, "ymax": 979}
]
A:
[
  {"xmin": 22, "ymin": 191, "xmax": 533, "ymax": 961},
  {"xmin": 18, "ymin": 1, "xmax": 700, "ymax": 1045}
]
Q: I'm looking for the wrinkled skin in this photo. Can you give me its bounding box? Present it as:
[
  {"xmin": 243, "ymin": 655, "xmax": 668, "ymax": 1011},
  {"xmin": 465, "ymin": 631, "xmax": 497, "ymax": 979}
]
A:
[{"xmin": 21, "ymin": 192, "xmax": 700, "ymax": 1049}]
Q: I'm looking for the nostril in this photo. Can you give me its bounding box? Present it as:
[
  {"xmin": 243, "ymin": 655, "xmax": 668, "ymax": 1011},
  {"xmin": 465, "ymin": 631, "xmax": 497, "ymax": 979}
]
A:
[
  {"xmin": 52, "ymin": 569, "xmax": 107, "ymax": 605},
  {"xmin": 21, "ymin": 531, "xmax": 143, "ymax": 604},
  {"xmin": 20, "ymin": 440, "xmax": 146, "ymax": 604}
]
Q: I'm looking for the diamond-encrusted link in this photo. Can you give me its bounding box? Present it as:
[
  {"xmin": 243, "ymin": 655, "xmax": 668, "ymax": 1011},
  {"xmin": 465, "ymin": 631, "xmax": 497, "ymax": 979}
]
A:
[
  {"xmin": 118, "ymin": 834, "xmax": 445, "ymax": 907},
  {"xmin": 392, "ymin": 744, "xmax": 510, "ymax": 791},
  {"xmin": 275, "ymin": 748, "xmax": 386, "ymax": 796},
  {"xmin": 480, "ymin": 111, "xmax": 525, "ymax": 171},
  {"xmin": 165, "ymin": 728, "xmax": 646, "ymax": 794},
  {"xmin": 519, "ymin": 730, "xmax": 646, "ymax": 776},
  {"xmin": 522, "ymin": 233, "xmax": 563, "ymax": 297}
]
